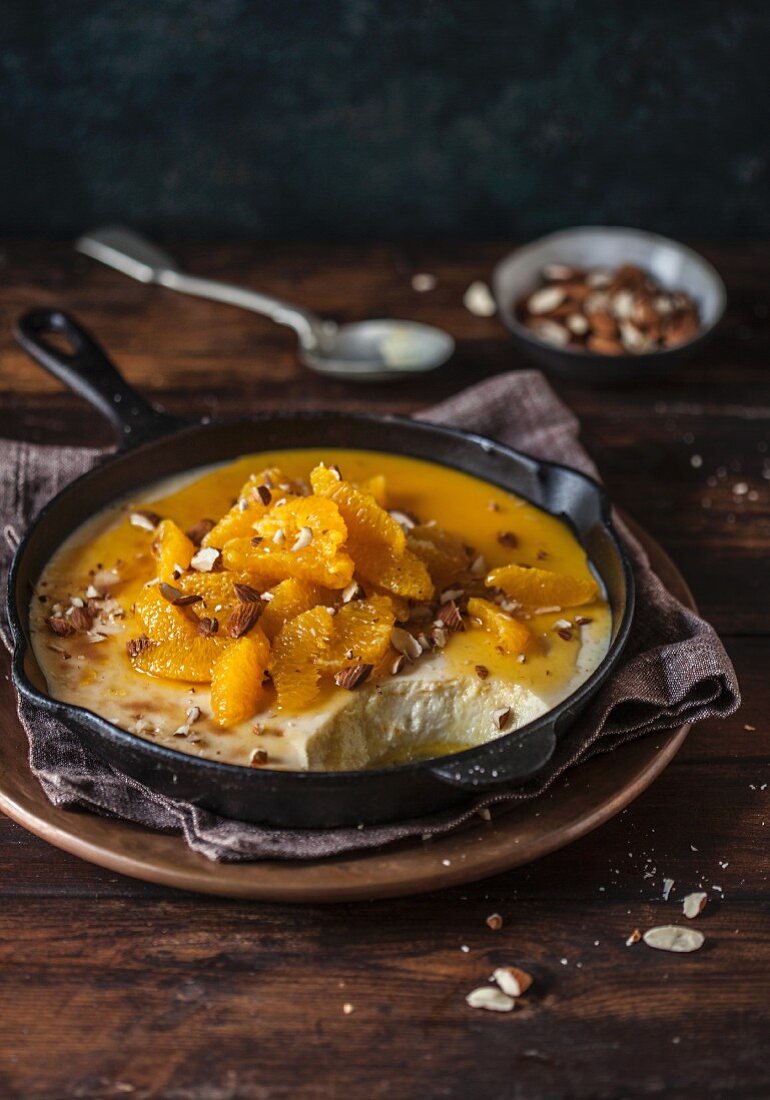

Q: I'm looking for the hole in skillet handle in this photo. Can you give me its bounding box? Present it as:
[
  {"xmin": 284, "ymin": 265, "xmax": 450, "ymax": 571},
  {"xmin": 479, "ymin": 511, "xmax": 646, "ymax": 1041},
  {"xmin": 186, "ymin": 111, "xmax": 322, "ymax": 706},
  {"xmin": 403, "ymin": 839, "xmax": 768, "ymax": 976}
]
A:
[
  {"xmin": 429, "ymin": 724, "xmax": 557, "ymax": 791},
  {"xmin": 13, "ymin": 308, "xmax": 187, "ymax": 450}
]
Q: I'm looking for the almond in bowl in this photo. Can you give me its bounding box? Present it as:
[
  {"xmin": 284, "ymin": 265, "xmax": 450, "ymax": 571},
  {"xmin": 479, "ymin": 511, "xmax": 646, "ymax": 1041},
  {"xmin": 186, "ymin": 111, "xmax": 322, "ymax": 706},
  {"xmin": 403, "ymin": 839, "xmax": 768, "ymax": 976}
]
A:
[
  {"xmin": 30, "ymin": 450, "xmax": 612, "ymax": 772},
  {"xmin": 516, "ymin": 263, "xmax": 702, "ymax": 356}
]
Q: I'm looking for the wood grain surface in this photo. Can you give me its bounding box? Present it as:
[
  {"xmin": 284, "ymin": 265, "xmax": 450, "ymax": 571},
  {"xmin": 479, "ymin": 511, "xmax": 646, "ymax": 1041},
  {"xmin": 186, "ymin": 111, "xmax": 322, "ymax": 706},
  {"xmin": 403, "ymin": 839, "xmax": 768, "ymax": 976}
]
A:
[{"xmin": 0, "ymin": 239, "xmax": 767, "ymax": 1099}]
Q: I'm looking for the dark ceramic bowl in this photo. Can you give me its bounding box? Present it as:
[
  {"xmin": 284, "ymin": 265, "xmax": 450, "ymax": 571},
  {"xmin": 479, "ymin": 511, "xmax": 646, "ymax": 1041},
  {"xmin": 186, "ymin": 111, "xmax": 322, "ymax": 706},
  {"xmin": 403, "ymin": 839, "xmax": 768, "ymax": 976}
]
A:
[
  {"xmin": 492, "ymin": 226, "xmax": 726, "ymax": 383},
  {"xmin": 8, "ymin": 309, "xmax": 635, "ymax": 828}
]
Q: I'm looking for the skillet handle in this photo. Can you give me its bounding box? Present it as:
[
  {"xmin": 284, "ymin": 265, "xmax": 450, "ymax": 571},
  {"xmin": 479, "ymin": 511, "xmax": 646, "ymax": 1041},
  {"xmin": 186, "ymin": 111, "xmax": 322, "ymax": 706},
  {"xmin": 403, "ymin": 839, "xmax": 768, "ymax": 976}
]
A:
[
  {"xmin": 429, "ymin": 726, "xmax": 557, "ymax": 791},
  {"xmin": 14, "ymin": 309, "xmax": 187, "ymax": 450}
]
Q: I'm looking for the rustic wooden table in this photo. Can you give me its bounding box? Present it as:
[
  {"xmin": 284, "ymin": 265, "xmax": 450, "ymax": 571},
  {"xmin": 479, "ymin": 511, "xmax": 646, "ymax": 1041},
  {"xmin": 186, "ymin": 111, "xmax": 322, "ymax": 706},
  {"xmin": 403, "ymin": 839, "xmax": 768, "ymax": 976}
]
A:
[{"xmin": 0, "ymin": 240, "xmax": 767, "ymax": 1100}]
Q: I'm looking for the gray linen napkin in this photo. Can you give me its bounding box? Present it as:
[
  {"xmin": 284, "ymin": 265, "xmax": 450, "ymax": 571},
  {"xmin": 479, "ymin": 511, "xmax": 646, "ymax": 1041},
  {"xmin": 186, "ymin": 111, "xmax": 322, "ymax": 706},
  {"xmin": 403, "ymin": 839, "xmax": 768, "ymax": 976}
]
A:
[{"xmin": 0, "ymin": 371, "xmax": 740, "ymax": 861}]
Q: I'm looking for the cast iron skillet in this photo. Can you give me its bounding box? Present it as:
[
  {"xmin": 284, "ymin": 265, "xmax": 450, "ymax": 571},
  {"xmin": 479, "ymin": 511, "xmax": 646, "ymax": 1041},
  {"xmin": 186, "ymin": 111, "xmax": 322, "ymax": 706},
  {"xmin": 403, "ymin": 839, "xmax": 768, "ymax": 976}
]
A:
[{"xmin": 8, "ymin": 309, "xmax": 635, "ymax": 828}]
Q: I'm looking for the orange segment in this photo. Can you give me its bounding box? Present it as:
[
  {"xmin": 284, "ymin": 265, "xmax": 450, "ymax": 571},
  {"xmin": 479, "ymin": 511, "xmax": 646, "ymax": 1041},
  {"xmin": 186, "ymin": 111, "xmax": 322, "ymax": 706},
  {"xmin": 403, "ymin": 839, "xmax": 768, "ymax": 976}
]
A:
[
  {"xmin": 134, "ymin": 585, "xmax": 197, "ymax": 643},
  {"xmin": 254, "ymin": 496, "xmax": 347, "ymax": 559},
  {"xmin": 210, "ymin": 628, "xmax": 270, "ymax": 727},
  {"xmin": 467, "ymin": 597, "xmax": 531, "ymax": 656},
  {"xmin": 202, "ymin": 468, "xmax": 296, "ymax": 549},
  {"xmin": 486, "ymin": 563, "xmax": 600, "ymax": 610},
  {"xmin": 322, "ymin": 595, "xmax": 396, "ymax": 670},
  {"xmin": 260, "ymin": 578, "xmax": 330, "ymax": 640},
  {"xmin": 358, "ymin": 544, "xmax": 434, "ymax": 602},
  {"xmin": 129, "ymin": 636, "xmax": 223, "ymax": 683},
  {"xmin": 357, "ymin": 474, "xmax": 387, "ymax": 506},
  {"xmin": 175, "ymin": 570, "xmax": 262, "ymax": 611},
  {"xmin": 154, "ymin": 519, "xmax": 195, "ymax": 582},
  {"xmin": 310, "ymin": 465, "xmax": 405, "ymax": 556},
  {"xmin": 407, "ymin": 524, "xmax": 471, "ymax": 588},
  {"xmin": 222, "ymin": 537, "xmax": 354, "ymax": 589},
  {"xmin": 271, "ymin": 606, "xmax": 335, "ymax": 711},
  {"xmin": 131, "ymin": 586, "xmax": 225, "ymax": 681}
]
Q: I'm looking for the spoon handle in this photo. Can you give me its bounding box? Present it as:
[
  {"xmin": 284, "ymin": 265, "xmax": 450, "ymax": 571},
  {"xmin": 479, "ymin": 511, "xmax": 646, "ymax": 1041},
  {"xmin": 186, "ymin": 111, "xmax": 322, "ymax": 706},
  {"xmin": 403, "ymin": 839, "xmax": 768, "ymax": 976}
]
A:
[{"xmin": 76, "ymin": 226, "xmax": 324, "ymax": 345}]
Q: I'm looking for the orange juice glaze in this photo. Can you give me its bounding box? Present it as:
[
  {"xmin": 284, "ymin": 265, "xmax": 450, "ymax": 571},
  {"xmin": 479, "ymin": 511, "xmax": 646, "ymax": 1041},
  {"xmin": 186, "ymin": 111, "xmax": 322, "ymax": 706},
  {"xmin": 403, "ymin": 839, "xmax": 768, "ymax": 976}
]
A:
[{"xmin": 31, "ymin": 449, "xmax": 611, "ymax": 768}]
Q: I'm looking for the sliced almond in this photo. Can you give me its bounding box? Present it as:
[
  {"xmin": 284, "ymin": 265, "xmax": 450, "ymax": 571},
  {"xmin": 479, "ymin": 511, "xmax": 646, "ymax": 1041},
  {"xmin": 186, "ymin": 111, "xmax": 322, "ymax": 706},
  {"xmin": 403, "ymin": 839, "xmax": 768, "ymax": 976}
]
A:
[
  {"xmin": 233, "ymin": 582, "xmax": 262, "ymax": 603},
  {"xmin": 69, "ymin": 606, "xmax": 92, "ymax": 632},
  {"xmin": 334, "ymin": 664, "xmax": 373, "ymax": 690},
  {"xmin": 158, "ymin": 582, "xmax": 202, "ymax": 607},
  {"xmin": 566, "ymin": 313, "xmax": 589, "ymax": 335},
  {"xmin": 130, "ymin": 510, "xmax": 161, "ymax": 531},
  {"xmin": 682, "ymin": 892, "xmax": 708, "ymax": 920},
  {"xmin": 190, "ymin": 547, "xmax": 220, "ymax": 573},
  {"xmin": 47, "ymin": 616, "xmax": 74, "ymax": 642},
  {"xmin": 642, "ymin": 925, "xmax": 705, "ymax": 953},
  {"xmin": 390, "ymin": 626, "xmax": 422, "ymax": 660},
  {"xmin": 465, "ymin": 987, "xmax": 515, "ymax": 1013},
  {"xmin": 289, "ymin": 526, "xmax": 313, "ymax": 552},
  {"xmin": 463, "ymin": 281, "xmax": 496, "ymax": 317},
  {"xmin": 126, "ymin": 634, "xmax": 151, "ymax": 658},
  {"xmin": 492, "ymin": 966, "xmax": 532, "ymax": 997},
  {"xmin": 492, "ymin": 707, "xmax": 512, "ymax": 730},
  {"xmin": 527, "ymin": 285, "xmax": 565, "ymax": 314},
  {"xmin": 389, "ymin": 509, "xmax": 418, "ymax": 531},
  {"xmin": 437, "ymin": 600, "xmax": 464, "ymax": 632},
  {"xmin": 527, "ymin": 318, "xmax": 569, "ymax": 347},
  {"xmin": 411, "ymin": 272, "xmax": 437, "ymax": 292},
  {"xmin": 197, "ymin": 616, "xmax": 219, "ymax": 637},
  {"xmin": 341, "ymin": 581, "xmax": 365, "ymax": 604},
  {"xmin": 619, "ymin": 320, "xmax": 649, "ymax": 353},
  {"xmin": 228, "ymin": 601, "xmax": 262, "ymax": 639},
  {"xmin": 440, "ymin": 587, "xmax": 464, "ymax": 603},
  {"xmin": 611, "ymin": 289, "xmax": 635, "ymax": 320}
]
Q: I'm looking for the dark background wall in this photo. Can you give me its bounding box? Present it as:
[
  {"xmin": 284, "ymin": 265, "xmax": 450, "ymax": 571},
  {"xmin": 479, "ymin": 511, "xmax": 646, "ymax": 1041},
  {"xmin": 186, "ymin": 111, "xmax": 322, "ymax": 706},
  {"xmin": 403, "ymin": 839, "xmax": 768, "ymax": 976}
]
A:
[{"xmin": 2, "ymin": 0, "xmax": 768, "ymax": 240}]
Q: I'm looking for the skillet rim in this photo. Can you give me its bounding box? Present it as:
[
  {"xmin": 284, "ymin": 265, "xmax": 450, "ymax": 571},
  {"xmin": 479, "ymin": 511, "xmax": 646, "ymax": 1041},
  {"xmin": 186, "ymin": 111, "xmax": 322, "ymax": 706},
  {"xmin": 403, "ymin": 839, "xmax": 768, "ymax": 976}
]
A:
[{"xmin": 7, "ymin": 410, "xmax": 635, "ymax": 785}]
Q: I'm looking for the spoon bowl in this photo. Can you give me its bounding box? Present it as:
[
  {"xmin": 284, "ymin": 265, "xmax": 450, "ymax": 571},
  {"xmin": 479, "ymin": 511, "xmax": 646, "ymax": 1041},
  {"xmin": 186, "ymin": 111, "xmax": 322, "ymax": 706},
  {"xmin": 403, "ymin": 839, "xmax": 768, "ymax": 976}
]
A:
[{"xmin": 302, "ymin": 318, "xmax": 455, "ymax": 381}]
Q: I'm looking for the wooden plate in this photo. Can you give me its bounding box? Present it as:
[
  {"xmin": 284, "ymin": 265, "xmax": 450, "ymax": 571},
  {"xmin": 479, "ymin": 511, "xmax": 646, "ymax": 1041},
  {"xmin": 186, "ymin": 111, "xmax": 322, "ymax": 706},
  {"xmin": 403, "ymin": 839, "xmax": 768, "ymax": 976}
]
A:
[{"xmin": 0, "ymin": 519, "xmax": 693, "ymax": 902}]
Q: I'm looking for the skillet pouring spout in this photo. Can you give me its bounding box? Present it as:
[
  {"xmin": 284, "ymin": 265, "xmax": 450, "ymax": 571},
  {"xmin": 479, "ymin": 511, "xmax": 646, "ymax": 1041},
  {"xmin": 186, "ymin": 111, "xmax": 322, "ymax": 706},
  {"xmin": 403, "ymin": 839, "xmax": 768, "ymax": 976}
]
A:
[{"xmin": 9, "ymin": 309, "xmax": 634, "ymax": 828}]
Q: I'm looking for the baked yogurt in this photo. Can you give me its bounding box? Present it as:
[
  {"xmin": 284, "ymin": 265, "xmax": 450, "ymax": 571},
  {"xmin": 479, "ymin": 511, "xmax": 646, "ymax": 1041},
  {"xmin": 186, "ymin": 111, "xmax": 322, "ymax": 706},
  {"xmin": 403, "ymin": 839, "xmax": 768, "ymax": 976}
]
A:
[{"xmin": 30, "ymin": 449, "xmax": 612, "ymax": 772}]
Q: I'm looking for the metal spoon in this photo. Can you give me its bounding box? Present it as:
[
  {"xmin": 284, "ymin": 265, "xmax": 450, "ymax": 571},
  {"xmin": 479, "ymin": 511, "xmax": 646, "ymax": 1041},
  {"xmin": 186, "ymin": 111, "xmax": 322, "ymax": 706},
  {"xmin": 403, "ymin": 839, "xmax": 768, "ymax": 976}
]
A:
[{"xmin": 75, "ymin": 226, "xmax": 455, "ymax": 383}]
